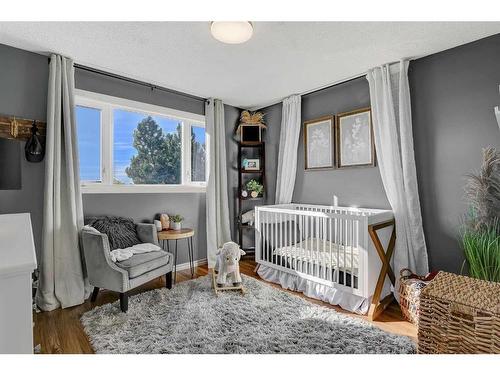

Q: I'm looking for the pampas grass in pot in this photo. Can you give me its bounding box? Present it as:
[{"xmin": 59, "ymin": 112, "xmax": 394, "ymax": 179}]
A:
[{"xmin": 461, "ymin": 147, "xmax": 500, "ymax": 282}]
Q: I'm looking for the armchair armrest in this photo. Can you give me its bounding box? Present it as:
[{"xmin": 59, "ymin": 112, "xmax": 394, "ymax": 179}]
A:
[
  {"xmin": 136, "ymin": 223, "xmax": 159, "ymax": 245},
  {"xmin": 81, "ymin": 231, "xmax": 129, "ymax": 292}
]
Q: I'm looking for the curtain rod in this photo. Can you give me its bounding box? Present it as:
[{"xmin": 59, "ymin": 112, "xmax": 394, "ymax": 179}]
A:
[{"xmin": 73, "ymin": 63, "xmax": 207, "ymax": 103}]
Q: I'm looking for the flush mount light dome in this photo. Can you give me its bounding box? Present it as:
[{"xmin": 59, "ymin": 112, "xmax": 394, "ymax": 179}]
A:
[{"xmin": 210, "ymin": 22, "xmax": 253, "ymax": 44}]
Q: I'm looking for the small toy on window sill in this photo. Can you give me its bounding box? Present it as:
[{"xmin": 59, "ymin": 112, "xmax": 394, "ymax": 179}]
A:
[{"xmin": 212, "ymin": 241, "xmax": 246, "ymax": 295}]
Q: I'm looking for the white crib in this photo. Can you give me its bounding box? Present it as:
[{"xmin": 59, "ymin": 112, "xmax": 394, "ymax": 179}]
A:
[{"xmin": 254, "ymin": 203, "xmax": 395, "ymax": 317}]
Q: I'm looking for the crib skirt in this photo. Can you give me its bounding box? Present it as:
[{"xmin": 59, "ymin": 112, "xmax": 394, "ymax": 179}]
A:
[{"xmin": 257, "ymin": 264, "xmax": 370, "ymax": 314}]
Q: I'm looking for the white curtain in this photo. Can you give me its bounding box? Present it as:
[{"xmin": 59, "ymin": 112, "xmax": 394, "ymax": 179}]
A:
[
  {"xmin": 366, "ymin": 60, "xmax": 429, "ymax": 280},
  {"xmin": 36, "ymin": 55, "xmax": 89, "ymax": 311},
  {"xmin": 206, "ymin": 99, "xmax": 232, "ymax": 268},
  {"xmin": 275, "ymin": 95, "xmax": 302, "ymax": 204}
]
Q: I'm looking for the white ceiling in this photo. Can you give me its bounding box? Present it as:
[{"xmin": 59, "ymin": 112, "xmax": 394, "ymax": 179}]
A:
[{"xmin": 1, "ymin": 22, "xmax": 499, "ymax": 109}]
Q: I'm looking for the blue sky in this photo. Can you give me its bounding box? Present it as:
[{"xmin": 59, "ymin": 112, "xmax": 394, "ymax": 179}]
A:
[{"xmin": 76, "ymin": 106, "xmax": 205, "ymax": 184}]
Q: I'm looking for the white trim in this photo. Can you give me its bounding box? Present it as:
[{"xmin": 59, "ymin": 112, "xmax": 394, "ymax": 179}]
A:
[
  {"xmin": 75, "ymin": 89, "xmax": 207, "ymax": 194},
  {"xmin": 175, "ymin": 258, "xmax": 208, "ymax": 272},
  {"xmin": 81, "ymin": 184, "xmax": 206, "ymax": 194}
]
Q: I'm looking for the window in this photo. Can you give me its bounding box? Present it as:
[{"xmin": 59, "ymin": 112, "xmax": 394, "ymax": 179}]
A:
[{"xmin": 75, "ymin": 90, "xmax": 206, "ymax": 193}]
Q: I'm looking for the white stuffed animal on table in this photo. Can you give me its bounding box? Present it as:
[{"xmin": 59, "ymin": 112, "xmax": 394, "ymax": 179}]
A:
[{"xmin": 215, "ymin": 241, "xmax": 246, "ymax": 287}]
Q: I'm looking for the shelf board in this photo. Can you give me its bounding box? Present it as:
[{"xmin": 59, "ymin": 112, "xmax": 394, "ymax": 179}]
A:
[
  {"xmin": 240, "ymin": 169, "xmax": 264, "ymax": 174},
  {"xmin": 238, "ymin": 223, "xmax": 255, "ymax": 229},
  {"xmin": 239, "ymin": 142, "xmax": 264, "ymax": 147},
  {"xmin": 239, "ymin": 196, "xmax": 264, "ymax": 201}
]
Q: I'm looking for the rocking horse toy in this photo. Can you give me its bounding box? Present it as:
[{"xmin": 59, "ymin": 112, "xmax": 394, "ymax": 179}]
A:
[{"xmin": 212, "ymin": 241, "xmax": 246, "ymax": 295}]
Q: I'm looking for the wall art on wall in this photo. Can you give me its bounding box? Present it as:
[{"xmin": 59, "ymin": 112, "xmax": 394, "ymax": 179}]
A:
[
  {"xmin": 336, "ymin": 108, "xmax": 375, "ymax": 168},
  {"xmin": 304, "ymin": 115, "xmax": 334, "ymax": 170}
]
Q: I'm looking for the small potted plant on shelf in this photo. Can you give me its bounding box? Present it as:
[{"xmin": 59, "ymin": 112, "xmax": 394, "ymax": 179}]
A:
[
  {"xmin": 170, "ymin": 215, "xmax": 184, "ymax": 231},
  {"xmin": 246, "ymin": 179, "xmax": 264, "ymax": 198}
]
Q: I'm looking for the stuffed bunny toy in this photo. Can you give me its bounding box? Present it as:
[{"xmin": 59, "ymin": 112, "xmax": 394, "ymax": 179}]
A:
[{"xmin": 215, "ymin": 241, "xmax": 246, "ymax": 287}]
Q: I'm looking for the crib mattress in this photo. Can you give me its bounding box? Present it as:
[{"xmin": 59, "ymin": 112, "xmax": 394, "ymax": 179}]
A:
[{"xmin": 271, "ymin": 238, "xmax": 359, "ymax": 275}]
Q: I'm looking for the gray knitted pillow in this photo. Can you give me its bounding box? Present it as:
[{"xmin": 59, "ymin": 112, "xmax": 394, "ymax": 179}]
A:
[{"xmin": 86, "ymin": 216, "xmax": 141, "ymax": 250}]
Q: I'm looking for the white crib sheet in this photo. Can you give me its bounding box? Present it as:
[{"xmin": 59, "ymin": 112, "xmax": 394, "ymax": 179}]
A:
[{"xmin": 271, "ymin": 238, "xmax": 359, "ymax": 275}]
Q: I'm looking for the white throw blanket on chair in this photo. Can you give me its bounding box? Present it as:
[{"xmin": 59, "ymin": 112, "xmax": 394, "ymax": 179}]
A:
[{"xmin": 110, "ymin": 243, "xmax": 162, "ymax": 262}]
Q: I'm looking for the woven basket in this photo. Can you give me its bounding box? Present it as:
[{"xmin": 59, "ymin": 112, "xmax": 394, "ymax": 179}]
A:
[
  {"xmin": 398, "ymin": 269, "xmax": 436, "ymax": 326},
  {"xmin": 418, "ymin": 271, "xmax": 500, "ymax": 354}
]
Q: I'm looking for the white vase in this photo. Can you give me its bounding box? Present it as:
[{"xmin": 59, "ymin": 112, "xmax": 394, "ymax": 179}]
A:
[
  {"xmin": 171, "ymin": 222, "xmax": 181, "ymax": 231},
  {"xmin": 154, "ymin": 220, "xmax": 162, "ymax": 232}
]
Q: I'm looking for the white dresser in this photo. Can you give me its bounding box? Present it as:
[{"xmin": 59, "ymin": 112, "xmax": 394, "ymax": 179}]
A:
[{"xmin": 0, "ymin": 213, "xmax": 37, "ymax": 354}]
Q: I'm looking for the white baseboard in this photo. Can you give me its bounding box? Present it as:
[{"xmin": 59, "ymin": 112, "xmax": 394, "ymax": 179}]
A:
[{"xmin": 175, "ymin": 258, "xmax": 207, "ymax": 272}]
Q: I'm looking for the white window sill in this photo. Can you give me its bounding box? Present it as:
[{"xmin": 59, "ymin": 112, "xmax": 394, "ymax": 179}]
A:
[{"xmin": 81, "ymin": 184, "xmax": 206, "ymax": 194}]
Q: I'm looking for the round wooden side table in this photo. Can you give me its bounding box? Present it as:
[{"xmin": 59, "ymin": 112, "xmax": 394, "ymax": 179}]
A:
[{"xmin": 157, "ymin": 228, "xmax": 195, "ymax": 284}]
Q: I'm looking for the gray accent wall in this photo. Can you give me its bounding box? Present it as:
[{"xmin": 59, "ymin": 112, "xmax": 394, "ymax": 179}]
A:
[
  {"xmin": 0, "ymin": 44, "xmax": 48, "ymax": 259},
  {"xmin": 409, "ymin": 33, "xmax": 500, "ymax": 273},
  {"xmin": 76, "ymin": 69, "xmax": 241, "ymax": 265},
  {"xmin": 259, "ymin": 34, "xmax": 500, "ymax": 273},
  {"xmin": 259, "ymin": 77, "xmax": 390, "ymax": 210}
]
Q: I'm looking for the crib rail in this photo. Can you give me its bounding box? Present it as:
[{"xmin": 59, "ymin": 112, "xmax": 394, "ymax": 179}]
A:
[{"xmin": 255, "ymin": 204, "xmax": 373, "ymax": 296}]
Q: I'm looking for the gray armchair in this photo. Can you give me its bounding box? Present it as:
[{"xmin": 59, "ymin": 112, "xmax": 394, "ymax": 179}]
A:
[{"xmin": 81, "ymin": 222, "xmax": 173, "ymax": 312}]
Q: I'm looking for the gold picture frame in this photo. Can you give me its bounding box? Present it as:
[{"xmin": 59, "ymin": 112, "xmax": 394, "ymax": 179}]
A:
[
  {"xmin": 335, "ymin": 107, "xmax": 375, "ymax": 168},
  {"xmin": 304, "ymin": 115, "xmax": 335, "ymax": 170}
]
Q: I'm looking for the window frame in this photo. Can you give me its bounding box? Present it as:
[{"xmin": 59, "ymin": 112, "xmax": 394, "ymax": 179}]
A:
[{"xmin": 75, "ymin": 89, "xmax": 207, "ymax": 194}]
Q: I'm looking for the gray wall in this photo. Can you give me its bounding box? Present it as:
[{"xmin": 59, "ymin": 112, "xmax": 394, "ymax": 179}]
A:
[
  {"xmin": 409, "ymin": 33, "xmax": 500, "ymax": 273},
  {"xmin": 0, "ymin": 44, "xmax": 48, "ymax": 259},
  {"xmin": 259, "ymin": 77, "xmax": 389, "ymax": 209},
  {"xmin": 258, "ymin": 34, "xmax": 500, "ymax": 273},
  {"xmin": 0, "ymin": 44, "xmax": 240, "ymax": 266},
  {"xmin": 76, "ymin": 69, "xmax": 241, "ymax": 265}
]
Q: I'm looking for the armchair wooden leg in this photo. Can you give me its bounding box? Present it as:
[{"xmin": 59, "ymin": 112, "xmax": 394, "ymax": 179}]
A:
[
  {"xmin": 119, "ymin": 293, "xmax": 128, "ymax": 313},
  {"xmin": 90, "ymin": 287, "xmax": 99, "ymax": 302},
  {"xmin": 166, "ymin": 271, "xmax": 173, "ymax": 289}
]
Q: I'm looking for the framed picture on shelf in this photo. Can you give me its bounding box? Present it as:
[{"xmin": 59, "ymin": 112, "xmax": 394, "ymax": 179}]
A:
[
  {"xmin": 304, "ymin": 115, "xmax": 335, "ymax": 170},
  {"xmin": 242, "ymin": 158, "xmax": 260, "ymax": 171},
  {"xmin": 336, "ymin": 107, "xmax": 375, "ymax": 168}
]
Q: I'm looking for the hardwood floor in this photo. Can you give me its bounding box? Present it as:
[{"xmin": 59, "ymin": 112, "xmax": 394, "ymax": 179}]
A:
[{"xmin": 33, "ymin": 258, "xmax": 416, "ymax": 354}]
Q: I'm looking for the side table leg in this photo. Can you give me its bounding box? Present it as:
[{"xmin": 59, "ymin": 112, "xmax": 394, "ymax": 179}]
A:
[
  {"xmin": 187, "ymin": 237, "xmax": 194, "ymax": 277},
  {"xmin": 191, "ymin": 236, "xmax": 195, "ymax": 276},
  {"xmin": 174, "ymin": 239, "xmax": 178, "ymax": 284}
]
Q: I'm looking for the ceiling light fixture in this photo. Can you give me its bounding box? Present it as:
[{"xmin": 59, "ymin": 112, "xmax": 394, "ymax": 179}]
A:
[{"xmin": 210, "ymin": 22, "xmax": 253, "ymax": 44}]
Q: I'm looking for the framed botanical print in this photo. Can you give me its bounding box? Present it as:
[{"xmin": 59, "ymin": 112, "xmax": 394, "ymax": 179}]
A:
[
  {"xmin": 335, "ymin": 108, "xmax": 375, "ymax": 168},
  {"xmin": 304, "ymin": 115, "xmax": 335, "ymax": 170}
]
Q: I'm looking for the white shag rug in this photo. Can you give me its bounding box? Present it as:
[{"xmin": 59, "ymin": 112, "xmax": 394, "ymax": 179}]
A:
[{"xmin": 80, "ymin": 275, "xmax": 415, "ymax": 354}]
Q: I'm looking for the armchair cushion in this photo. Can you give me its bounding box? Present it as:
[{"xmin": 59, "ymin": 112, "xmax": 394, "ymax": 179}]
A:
[
  {"xmin": 86, "ymin": 216, "xmax": 141, "ymax": 250},
  {"xmin": 117, "ymin": 250, "xmax": 171, "ymax": 279}
]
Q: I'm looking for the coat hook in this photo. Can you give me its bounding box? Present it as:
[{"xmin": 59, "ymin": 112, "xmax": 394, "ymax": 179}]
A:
[{"xmin": 10, "ymin": 117, "xmax": 19, "ymax": 138}]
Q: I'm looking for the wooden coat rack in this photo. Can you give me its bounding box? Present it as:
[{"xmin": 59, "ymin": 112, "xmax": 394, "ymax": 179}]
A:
[{"xmin": 0, "ymin": 114, "xmax": 46, "ymax": 141}]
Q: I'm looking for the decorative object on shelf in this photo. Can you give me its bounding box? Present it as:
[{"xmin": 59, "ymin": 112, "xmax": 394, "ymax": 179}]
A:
[
  {"xmin": 336, "ymin": 108, "xmax": 375, "ymax": 168},
  {"xmin": 170, "ymin": 215, "xmax": 184, "ymax": 231},
  {"xmin": 24, "ymin": 121, "xmax": 45, "ymax": 163},
  {"xmin": 398, "ymin": 268, "xmax": 437, "ymax": 326},
  {"xmin": 246, "ymin": 179, "xmax": 263, "ymax": 198},
  {"xmin": 242, "ymin": 158, "xmax": 260, "ymax": 171},
  {"xmin": 241, "ymin": 210, "xmax": 255, "ymax": 226},
  {"xmin": 0, "ymin": 114, "xmax": 46, "ymax": 142},
  {"xmin": 304, "ymin": 115, "xmax": 334, "ymax": 170},
  {"xmin": 212, "ymin": 241, "xmax": 246, "ymax": 294},
  {"xmin": 241, "ymin": 190, "xmax": 248, "ymax": 198},
  {"xmin": 461, "ymin": 146, "xmax": 500, "ymax": 282},
  {"xmin": 154, "ymin": 220, "xmax": 163, "ymax": 232},
  {"xmin": 237, "ymin": 110, "xmax": 266, "ymax": 143},
  {"xmin": 418, "ymin": 271, "xmax": 500, "ymax": 354},
  {"xmin": 160, "ymin": 213, "xmax": 170, "ymax": 230}
]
